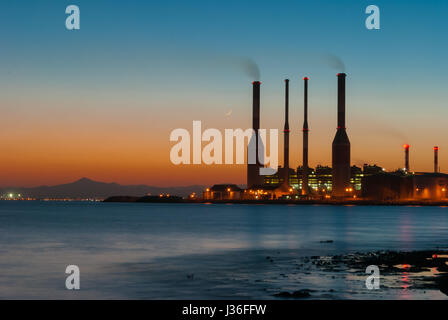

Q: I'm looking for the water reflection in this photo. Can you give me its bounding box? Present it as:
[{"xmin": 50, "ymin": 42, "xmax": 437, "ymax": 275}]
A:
[{"xmin": 1, "ymin": 201, "xmax": 448, "ymax": 299}]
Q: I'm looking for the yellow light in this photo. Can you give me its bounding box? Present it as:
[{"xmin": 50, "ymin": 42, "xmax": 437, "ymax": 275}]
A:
[
  {"xmin": 9, "ymin": 193, "xmax": 13, "ymax": 198},
  {"xmin": 227, "ymin": 188, "xmax": 231, "ymax": 192},
  {"xmin": 443, "ymin": 188, "xmax": 446, "ymax": 192},
  {"xmin": 206, "ymin": 188, "xmax": 210, "ymax": 192},
  {"xmin": 289, "ymin": 188, "xmax": 293, "ymax": 192}
]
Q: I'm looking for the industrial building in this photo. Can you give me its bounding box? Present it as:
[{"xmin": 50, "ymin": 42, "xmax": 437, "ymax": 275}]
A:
[
  {"xmin": 362, "ymin": 146, "xmax": 447, "ymax": 201},
  {"xmin": 203, "ymin": 184, "xmax": 243, "ymax": 200},
  {"xmin": 412, "ymin": 172, "xmax": 448, "ymax": 200},
  {"xmin": 262, "ymin": 164, "xmax": 367, "ymax": 198},
  {"xmin": 243, "ymin": 73, "xmax": 354, "ymax": 199},
  {"xmin": 204, "ymin": 73, "xmax": 445, "ymax": 202}
]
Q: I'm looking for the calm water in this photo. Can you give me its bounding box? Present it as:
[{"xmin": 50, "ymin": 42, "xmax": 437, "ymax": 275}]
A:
[{"xmin": 1, "ymin": 201, "xmax": 448, "ymax": 299}]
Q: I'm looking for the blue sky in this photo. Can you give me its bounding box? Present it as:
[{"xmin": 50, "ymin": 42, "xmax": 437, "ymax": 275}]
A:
[{"xmin": 0, "ymin": 0, "xmax": 448, "ymax": 186}]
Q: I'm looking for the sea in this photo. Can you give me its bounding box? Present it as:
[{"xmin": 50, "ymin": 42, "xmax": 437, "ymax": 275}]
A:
[{"xmin": 1, "ymin": 200, "xmax": 447, "ymax": 299}]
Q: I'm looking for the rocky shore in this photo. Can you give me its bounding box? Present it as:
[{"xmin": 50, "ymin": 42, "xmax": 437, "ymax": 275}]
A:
[{"xmin": 271, "ymin": 250, "xmax": 448, "ymax": 299}]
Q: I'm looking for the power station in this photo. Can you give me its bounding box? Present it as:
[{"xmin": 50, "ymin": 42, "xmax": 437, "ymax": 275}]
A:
[
  {"xmin": 247, "ymin": 73, "xmax": 354, "ymax": 198},
  {"xmin": 205, "ymin": 73, "xmax": 447, "ymax": 202}
]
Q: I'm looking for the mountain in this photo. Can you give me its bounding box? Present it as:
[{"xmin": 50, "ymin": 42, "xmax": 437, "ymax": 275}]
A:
[{"xmin": 0, "ymin": 178, "xmax": 205, "ymax": 199}]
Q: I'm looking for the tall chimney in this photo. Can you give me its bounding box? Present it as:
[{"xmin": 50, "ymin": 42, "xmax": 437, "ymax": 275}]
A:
[
  {"xmin": 252, "ymin": 81, "xmax": 260, "ymax": 131},
  {"xmin": 332, "ymin": 73, "xmax": 351, "ymax": 197},
  {"xmin": 403, "ymin": 144, "xmax": 410, "ymax": 172},
  {"xmin": 434, "ymin": 146, "xmax": 439, "ymax": 173},
  {"xmin": 302, "ymin": 77, "xmax": 310, "ymax": 195},
  {"xmin": 247, "ymin": 81, "xmax": 263, "ymax": 188},
  {"xmin": 283, "ymin": 79, "xmax": 290, "ymax": 187},
  {"xmin": 337, "ymin": 74, "xmax": 346, "ymax": 130}
]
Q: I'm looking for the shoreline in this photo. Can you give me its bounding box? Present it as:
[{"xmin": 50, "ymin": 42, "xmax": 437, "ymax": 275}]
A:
[
  {"xmin": 103, "ymin": 196, "xmax": 448, "ymax": 207},
  {"xmin": 269, "ymin": 249, "xmax": 448, "ymax": 299}
]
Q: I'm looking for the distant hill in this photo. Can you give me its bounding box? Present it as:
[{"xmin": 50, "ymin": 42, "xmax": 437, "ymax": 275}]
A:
[{"xmin": 0, "ymin": 178, "xmax": 205, "ymax": 199}]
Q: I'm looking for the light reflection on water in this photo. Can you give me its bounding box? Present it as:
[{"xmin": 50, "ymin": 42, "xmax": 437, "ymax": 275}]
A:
[{"xmin": 0, "ymin": 201, "xmax": 448, "ymax": 299}]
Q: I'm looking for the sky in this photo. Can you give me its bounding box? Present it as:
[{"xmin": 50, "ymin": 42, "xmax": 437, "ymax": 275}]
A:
[{"xmin": 0, "ymin": 0, "xmax": 448, "ymax": 187}]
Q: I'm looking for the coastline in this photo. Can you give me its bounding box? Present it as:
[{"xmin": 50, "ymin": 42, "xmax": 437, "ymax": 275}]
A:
[{"xmin": 103, "ymin": 196, "xmax": 448, "ymax": 207}]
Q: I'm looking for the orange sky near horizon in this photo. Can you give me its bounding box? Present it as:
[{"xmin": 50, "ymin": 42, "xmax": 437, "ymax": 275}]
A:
[
  {"xmin": 1, "ymin": 84, "xmax": 446, "ymax": 188},
  {"xmin": 2, "ymin": 1, "xmax": 448, "ymax": 188}
]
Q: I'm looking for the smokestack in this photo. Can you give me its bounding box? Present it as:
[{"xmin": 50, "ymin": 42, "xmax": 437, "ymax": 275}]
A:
[
  {"xmin": 332, "ymin": 73, "xmax": 351, "ymax": 197},
  {"xmin": 283, "ymin": 79, "xmax": 290, "ymax": 187},
  {"xmin": 247, "ymin": 81, "xmax": 263, "ymax": 188},
  {"xmin": 434, "ymin": 146, "xmax": 439, "ymax": 173},
  {"xmin": 252, "ymin": 81, "xmax": 260, "ymax": 130},
  {"xmin": 403, "ymin": 144, "xmax": 410, "ymax": 172},
  {"xmin": 302, "ymin": 77, "xmax": 309, "ymax": 195},
  {"xmin": 337, "ymin": 73, "xmax": 346, "ymax": 129}
]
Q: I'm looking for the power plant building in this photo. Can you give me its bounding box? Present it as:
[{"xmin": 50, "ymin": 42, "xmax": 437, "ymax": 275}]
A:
[{"xmin": 232, "ymin": 74, "xmax": 447, "ymax": 202}]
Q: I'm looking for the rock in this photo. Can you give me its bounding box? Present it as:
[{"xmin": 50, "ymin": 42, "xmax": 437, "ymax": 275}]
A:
[
  {"xmin": 437, "ymin": 275, "xmax": 448, "ymax": 296},
  {"xmin": 291, "ymin": 290, "xmax": 311, "ymax": 298},
  {"xmin": 273, "ymin": 291, "xmax": 292, "ymax": 298},
  {"xmin": 273, "ymin": 289, "xmax": 311, "ymax": 298},
  {"xmin": 437, "ymin": 264, "xmax": 448, "ymax": 272}
]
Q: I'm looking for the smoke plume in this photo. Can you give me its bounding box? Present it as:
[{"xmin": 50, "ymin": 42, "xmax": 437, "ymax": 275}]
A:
[
  {"xmin": 234, "ymin": 57, "xmax": 260, "ymax": 80},
  {"xmin": 321, "ymin": 53, "xmax": 346, "ymax": 72}
]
